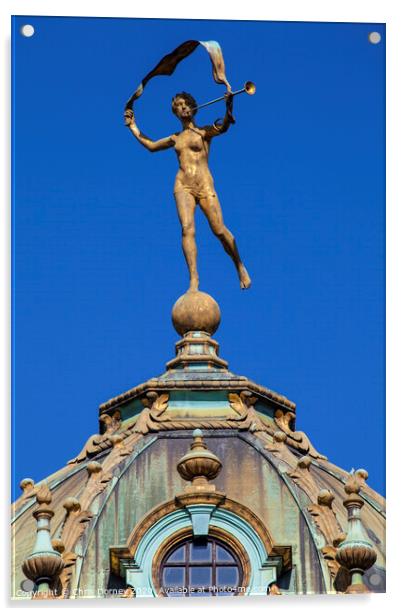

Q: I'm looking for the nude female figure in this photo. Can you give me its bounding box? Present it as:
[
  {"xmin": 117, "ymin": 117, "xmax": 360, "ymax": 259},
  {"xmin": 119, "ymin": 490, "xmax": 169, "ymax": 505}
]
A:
[{"xmin": 124, "ymin": 91, "xmax": 251, "ymax": 292}]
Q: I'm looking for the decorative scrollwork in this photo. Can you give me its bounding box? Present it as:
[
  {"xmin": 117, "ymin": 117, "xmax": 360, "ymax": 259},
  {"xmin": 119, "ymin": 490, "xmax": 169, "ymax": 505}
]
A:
[
  {"xmin": 228, "ymin": 391, "xmax": 274, "ymax": 433},
  {"xmin": 67, "ymin": 411, "xmax": 122, "ymax": 464},
  {"xmin": 307, "ymin": 490, "xmax": 343, "ymax": 546},
  {"xmin": 274, "ymin": 409, "xmax": 327, "ymax": 460},
  {"xmin": 133, "ymin": 392, "xmax": 170, "ymax": 434}
]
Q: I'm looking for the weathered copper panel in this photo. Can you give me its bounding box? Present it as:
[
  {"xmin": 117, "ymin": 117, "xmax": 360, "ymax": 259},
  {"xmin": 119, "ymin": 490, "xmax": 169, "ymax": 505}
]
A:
[{"xmin": 77, "ymin": 433, "xmax": 326, "ymax": 593}]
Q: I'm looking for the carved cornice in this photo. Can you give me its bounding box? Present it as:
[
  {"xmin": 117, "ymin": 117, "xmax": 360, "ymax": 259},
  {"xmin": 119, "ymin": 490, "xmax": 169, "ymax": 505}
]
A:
[
  {"xmin": 69, "ymin": 390, "xmax": 324, "ymax": 472},
  {"xmin": 99, "ymin": 377, "xmax": 296, "ymax": 414}
]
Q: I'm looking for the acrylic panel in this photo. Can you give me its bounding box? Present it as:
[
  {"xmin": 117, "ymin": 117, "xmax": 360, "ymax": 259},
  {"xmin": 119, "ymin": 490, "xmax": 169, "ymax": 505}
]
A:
[{"xmin": 11, "ymin": 16, "xmax": 385, "ymax": 600}]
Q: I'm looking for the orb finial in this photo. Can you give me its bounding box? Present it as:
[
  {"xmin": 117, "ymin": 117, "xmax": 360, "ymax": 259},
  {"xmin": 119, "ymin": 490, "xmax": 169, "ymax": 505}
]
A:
[{"xmin": 172, "ymin": 290, "xmax": 221, "ymax": 336}]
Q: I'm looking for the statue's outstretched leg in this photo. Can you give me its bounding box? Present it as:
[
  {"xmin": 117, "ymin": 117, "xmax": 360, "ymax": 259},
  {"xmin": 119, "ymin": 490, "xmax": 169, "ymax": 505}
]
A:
[
  {"xmin": 174, "ymin": 190, "xmax": 199, "ymax": 291},
  {"xmin": 199, "ymin": 193, "xmax": 251, "ymax": 289}
]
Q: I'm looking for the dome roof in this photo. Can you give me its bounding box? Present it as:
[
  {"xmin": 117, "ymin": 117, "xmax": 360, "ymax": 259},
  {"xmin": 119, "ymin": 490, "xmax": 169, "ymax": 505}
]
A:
[{"xmin": 12, "ymin": 297, "xmax": 385, "ymax": 598}]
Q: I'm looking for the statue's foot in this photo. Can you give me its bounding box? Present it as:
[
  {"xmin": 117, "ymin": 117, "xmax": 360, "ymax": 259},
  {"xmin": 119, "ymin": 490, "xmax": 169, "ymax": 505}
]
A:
[{"xmin": 238, "ymin": 264, "xmax": 251, "ymax": 290}]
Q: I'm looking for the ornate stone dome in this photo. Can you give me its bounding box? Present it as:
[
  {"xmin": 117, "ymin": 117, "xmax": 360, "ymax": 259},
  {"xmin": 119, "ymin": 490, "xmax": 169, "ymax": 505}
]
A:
[{"xmin": 12, "ymin": 295, "xmax": 385, "ymax": 599}]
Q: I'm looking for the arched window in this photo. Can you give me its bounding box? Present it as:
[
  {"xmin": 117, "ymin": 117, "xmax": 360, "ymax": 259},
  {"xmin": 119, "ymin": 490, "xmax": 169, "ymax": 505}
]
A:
[{"xmin": 160, "ymin": 537, "xmax": 243, "ymax": 597}]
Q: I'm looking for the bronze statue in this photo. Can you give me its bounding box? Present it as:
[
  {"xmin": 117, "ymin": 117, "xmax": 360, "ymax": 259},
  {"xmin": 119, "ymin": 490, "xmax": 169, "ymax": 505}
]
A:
[{"xmin": 124, "ymin": 92, "xmax": 251, "ymax": 291}]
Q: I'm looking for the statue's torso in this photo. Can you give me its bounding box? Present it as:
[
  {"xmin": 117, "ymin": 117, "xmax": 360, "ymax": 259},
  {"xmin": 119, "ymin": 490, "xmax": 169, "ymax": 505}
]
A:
[{"xmin": 173, "ymin": 128, "xmax": 214, "ymax": 196}]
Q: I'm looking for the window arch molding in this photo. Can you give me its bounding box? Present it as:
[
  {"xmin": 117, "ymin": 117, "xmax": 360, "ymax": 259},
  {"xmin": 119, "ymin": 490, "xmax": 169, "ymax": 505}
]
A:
[
  {"xmin": 110, "ymin": 493, "xmax": 291, "ymax": 597},
  {"xmin": 153, "ymin": 525, "xmax": 250, "ymax": 596}
]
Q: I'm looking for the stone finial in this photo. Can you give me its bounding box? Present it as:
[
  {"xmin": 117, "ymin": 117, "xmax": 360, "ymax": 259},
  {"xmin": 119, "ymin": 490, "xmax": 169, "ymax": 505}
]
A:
[
  {"xmin": 21, "ymin": 483, "xmax": 64, "ymax": 598},
  {"xmin": 335, "ymin": 472, "xmax": 377, "ymax": 593},
  {"xmin": 167, "ymin": 292, "xmax": 228, "ymax": 371},
  {"xmin": 20, "ymin": 478, "xmax": 35, "ymax": 494},
  {"xmin": 177, "ymin": 429, "xmax": 222, "ymax": 492}
]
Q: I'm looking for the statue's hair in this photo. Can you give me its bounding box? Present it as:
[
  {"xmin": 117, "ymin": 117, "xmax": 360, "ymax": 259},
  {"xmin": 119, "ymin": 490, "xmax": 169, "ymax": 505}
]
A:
[{"xmin": 171, "ymin": 92, "xmax": 197, "ymax": 116}]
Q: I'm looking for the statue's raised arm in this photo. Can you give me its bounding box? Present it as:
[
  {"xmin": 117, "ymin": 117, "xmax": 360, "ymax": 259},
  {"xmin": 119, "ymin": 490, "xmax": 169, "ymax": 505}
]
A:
[{"xmin": 124, "ymin": 109, "xmax": 175, "ymax": 152}]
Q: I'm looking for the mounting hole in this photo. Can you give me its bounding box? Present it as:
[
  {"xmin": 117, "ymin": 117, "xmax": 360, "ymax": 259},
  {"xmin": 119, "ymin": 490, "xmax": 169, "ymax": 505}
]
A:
[
  {"xmin": 20, "ymin": 579, "xmax": 35, "ymax": 592},
  {"xmin": 20, "ymin": 24, "xmax": 35, "ymax": 38},
  {"xmin": 368, "ymin": 573, "xmax": 381, "ymax": 586},
  {"xmin": 368, "ymin": 31, "xmax": 381, "ymax": 44}
]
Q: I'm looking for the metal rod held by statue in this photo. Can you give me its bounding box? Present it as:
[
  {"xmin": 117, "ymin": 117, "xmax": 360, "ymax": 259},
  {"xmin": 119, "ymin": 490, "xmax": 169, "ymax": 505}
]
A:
[{"xmin": 193, "ymin": 81, "xmax": 256, "ymax": 112}]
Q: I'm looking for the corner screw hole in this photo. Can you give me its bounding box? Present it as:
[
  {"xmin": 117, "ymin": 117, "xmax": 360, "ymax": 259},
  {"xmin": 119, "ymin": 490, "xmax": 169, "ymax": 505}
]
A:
[
  {"xmin": 21, "ymin": 24, "xmax": 35, "ymax": 38},
  {"xmin": 368, "ymin": 32, "xmax": 381, "ymax": 45}
]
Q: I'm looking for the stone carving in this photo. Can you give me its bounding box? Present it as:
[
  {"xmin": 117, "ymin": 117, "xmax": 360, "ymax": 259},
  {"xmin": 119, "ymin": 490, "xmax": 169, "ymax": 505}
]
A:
[
  {"xmin": 285, "ymin": 454, "xmax": 347, "ymax": 564},
  {"xmin": 129, "ymin": 390, "xmax": 272, "ymax": 435},
  {"xmin": 308, "ymin": 489, "xmax": 344, "ymax": 547},
  {"xmin": 51, "ymin": 538, "xmax": 65, "ymax": 554},
  {"xmin": 274, "ymin": 410, "xmax": 327, "ymax": 459},
  {"xmin": 58, "ymin": 432, "xmax": 139, "ymax": 595},
  {"xmin": 100, "ymin": 377, "xmax": 296, "ymax": 414},
  {"xmin": 58, "ymin": 551, "xmax": 79, "ymax": 597},
  {"xmin": 286, "ymin": 455, "xmax": 323, "ymax": 504},
  {"xmin": 60, "ymin": 498, "xmax": 93, "ymax": 552},
  {"xmin": 20, "ymin": 477, "xmax": 35, "ymax": 495},
  {"xmin": 265, "ymin": 430, "xmax": 287, "ymax": 453},
  {"xmin": 133, "ymin": 392, "xmax": 170, "ymax": 434},
  {"xmin": 15, "ymin": 478, "xmax": 38, "ymax": 508},
  {"xmin": 228, "ymin": 391, "xmax": 267, "ymax": 431},
  {"xmin": 58, "ymin": 499, "xmax": 94, "ymax": 597},
  {"xmin": 86, "ymin": 461, "xmax": 103, "ymax": 476},
  {"xmin": 67, "ymin": 411, "xmax": 121, "ymax": 464}
]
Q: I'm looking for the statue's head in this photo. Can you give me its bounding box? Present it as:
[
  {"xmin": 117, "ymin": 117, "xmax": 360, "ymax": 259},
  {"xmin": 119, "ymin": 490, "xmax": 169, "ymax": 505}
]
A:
[{"xmin": 172, "ymin": 92, "xmax": 197, "ymax": 120}]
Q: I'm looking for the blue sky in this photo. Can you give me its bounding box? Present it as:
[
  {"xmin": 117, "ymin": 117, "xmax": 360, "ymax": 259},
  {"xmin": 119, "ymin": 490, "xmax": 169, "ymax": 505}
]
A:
[{"xmin": 12, "ymin": 16, "xmax": 385, "ymax": 499}]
